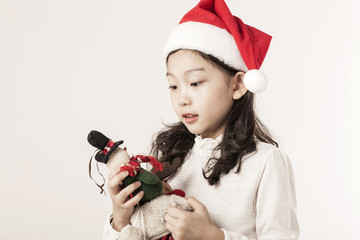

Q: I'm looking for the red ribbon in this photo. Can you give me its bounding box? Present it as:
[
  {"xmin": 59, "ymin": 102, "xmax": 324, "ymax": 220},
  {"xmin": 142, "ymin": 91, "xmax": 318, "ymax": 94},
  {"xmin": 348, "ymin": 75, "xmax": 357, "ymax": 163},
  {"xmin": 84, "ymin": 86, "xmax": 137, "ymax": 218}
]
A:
[
  {"xmin": 120, "ymin": 154, "xmax": 164, "ymax": 176},
  {"xmin": 120, "ymin": 161, "xmax": 141, "ymax": 177},
  {"xmin": 102, "ymin": 140, "xmax": 115, "ymax": 155},
  {"xmin": 159, "ymin": 235, "xmax": 174, "ymax": 240},
  {"xmin": 131, "ymin": 155, "xmax": 164, "ymax": 172}
]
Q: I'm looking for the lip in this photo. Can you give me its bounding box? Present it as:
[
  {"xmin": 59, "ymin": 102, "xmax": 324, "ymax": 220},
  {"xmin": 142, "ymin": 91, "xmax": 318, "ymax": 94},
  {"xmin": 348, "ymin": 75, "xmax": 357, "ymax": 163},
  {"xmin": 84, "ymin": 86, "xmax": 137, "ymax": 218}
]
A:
[{"xmin": 182, "ymin": 113, "xmax": 199, "ymax": 123}]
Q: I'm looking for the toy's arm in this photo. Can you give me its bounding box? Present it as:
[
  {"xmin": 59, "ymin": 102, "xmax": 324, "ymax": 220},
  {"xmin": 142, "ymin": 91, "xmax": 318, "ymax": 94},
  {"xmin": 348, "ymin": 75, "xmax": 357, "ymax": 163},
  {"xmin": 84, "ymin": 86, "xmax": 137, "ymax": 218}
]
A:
[
  {"xmin": 131, "ymin": 194, "xmax": 192, "ymax": 240},
  {"xmin": 103, "ymin": 194, "xmax": 192, "ymax": 240}
]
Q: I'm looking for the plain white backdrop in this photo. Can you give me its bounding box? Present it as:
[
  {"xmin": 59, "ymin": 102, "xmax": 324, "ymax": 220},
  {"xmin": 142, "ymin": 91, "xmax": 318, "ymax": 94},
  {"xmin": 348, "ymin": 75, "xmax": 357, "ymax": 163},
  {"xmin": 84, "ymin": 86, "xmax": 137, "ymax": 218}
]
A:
[{"xmin": 1, "ymin": 0, "xmax": 359, "ymax": 239}]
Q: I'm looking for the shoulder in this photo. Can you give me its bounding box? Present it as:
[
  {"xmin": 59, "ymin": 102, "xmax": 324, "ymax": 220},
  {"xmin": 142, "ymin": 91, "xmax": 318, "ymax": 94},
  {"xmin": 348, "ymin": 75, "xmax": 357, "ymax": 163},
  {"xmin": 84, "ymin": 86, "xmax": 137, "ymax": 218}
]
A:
[{"xmin": 243, "ymin": 141, "xmax": 292, "ymax": 171}]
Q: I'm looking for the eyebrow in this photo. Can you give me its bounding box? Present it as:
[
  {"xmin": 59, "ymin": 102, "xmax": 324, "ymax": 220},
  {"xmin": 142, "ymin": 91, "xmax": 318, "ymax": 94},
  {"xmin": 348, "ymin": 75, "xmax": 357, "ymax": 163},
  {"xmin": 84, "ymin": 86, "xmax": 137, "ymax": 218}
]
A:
[{"xmin": 166, "ymin": 68, "xmax": 205, "ymax": 77}]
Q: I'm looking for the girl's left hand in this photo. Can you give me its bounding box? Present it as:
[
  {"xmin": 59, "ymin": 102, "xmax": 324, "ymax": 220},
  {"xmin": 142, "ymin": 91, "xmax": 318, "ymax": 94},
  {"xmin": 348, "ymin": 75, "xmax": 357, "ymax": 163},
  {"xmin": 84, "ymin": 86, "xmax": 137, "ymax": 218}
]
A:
[{"xmin": 164, "ymin": 197, "xmax": 225, "ymax": 240}]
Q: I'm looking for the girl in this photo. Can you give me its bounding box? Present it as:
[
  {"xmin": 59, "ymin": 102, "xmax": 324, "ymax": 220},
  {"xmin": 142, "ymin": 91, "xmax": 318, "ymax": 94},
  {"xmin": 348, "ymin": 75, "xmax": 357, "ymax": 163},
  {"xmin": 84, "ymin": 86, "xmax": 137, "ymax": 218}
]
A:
[{"xmin": 104, "ymin": 0, "xmax": 299, "ymax": 239}]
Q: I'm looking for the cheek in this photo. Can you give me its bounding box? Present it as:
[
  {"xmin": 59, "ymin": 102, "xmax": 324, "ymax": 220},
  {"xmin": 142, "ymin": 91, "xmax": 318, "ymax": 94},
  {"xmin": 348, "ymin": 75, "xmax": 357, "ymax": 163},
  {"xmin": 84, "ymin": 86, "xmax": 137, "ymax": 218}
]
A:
[
  {"xmin": 205, "ymin": 85, "xmax": 231, "ymax": 103},
  {"xmin": 204, "ymin": 88, "xmax": 233, "ymax": 113},
  {"xmin": 170, "ymin": 93, "xmax": 179, "ymax": 112}
]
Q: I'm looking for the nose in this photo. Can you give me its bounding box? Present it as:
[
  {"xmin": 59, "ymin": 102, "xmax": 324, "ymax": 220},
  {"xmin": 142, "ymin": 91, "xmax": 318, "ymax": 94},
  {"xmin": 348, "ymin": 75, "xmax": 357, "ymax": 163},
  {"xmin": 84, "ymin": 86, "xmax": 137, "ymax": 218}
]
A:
[{"xmin": 178, "ymin": 89, "xmax": 191, "ymax": 106}]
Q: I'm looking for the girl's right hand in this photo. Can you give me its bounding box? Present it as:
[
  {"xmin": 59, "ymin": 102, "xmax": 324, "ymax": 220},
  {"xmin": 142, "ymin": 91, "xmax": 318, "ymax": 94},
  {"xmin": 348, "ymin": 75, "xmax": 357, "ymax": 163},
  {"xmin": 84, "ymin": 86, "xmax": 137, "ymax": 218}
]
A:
[{"xmin": 108, "ymin": 169, "xmax": 144, "ymax": 232}]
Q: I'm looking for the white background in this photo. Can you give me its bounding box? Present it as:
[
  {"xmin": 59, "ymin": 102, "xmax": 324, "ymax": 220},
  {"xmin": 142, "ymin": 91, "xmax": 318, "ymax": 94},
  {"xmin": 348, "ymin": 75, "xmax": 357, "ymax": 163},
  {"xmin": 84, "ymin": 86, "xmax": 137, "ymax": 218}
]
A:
[{"xmin": 1, "ymin": 0, "xmax": 359, "ymax": 239}]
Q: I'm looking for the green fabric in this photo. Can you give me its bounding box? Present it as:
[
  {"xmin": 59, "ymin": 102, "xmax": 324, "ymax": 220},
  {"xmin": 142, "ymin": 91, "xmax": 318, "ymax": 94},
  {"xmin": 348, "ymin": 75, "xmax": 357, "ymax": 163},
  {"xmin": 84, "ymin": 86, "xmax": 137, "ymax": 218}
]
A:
[{"xmin": 123, "ymin": 168, "xmax": 163, "ymax": 204}]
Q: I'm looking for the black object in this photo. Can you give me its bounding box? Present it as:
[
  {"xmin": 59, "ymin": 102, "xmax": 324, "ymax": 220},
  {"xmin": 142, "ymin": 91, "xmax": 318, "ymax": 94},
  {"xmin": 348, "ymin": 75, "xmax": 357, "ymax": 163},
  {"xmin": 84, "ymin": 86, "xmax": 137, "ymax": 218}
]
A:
[{"xmin": 87, "ymin": 130, "xmax": 124, "ymax": 164}]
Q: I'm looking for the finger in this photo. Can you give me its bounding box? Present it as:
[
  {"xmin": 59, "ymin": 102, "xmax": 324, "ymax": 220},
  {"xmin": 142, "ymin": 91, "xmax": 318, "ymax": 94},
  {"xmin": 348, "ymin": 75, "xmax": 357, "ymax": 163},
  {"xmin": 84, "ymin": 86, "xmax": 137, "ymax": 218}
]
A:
[
  {"xmin": 186, "ymin": 197, "xmax": 206, "ymax": 213},
  {"xmin": 108, "ymin": 167, "xmax": 122, "ymax": 180},
  {"xmin": 164, "ymin": 213, "xmax": 179, "ymax": 236},
  {"xmin": 166, "ymin": 206, "xmax": 187, "ymax": 219},
  {"xmin": 165, "ymin": 220, "xmax": 176, "ymax": 233},
  {"xmin": 109, "ymin": 169, "xmax": 128, "ymax": 183},
  {"xmin": 108, "ymin": 170, "xmax": 128, "ymax": 188},
  {"xmin": 108, "ymin": 171, "xmax": 129, "ymax": 194},
  {"xmin": 164, "ymin": 212, "xmax": 178, "ymax": 225},
  {"xmin": 117, "ymin": 181, "xmax": 141, "ymax": 203},
  {"xmin": 123, "ymin": 190, "xmax": 144, "ymax": 208}
]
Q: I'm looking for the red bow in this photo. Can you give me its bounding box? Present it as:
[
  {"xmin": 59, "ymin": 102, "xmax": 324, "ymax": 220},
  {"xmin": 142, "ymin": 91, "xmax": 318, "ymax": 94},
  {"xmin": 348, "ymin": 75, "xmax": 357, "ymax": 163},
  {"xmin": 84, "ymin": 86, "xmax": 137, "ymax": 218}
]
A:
[{"xmin": 120, "ymin": 155, "xmax": 164, "ymax": 176}]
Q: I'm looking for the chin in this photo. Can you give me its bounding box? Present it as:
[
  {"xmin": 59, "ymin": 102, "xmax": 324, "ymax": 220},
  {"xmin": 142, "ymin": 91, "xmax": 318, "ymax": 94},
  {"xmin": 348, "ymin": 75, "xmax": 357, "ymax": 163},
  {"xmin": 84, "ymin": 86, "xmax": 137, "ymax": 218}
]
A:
[
  {"xmin": 186, "ymin": 127, "xmax": 203, "ymax": 136},
  {"xmin": 182, "ymin": 124, "xmax": 198, "ymax": 135}
]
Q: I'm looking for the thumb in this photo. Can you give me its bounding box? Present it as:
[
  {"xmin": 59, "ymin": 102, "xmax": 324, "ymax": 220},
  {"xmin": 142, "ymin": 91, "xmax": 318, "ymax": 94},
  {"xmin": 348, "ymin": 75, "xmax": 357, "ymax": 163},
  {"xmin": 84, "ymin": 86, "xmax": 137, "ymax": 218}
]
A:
[{"xmin": 186, "ymin": 197, "xmax": 207, "ymax": 214}]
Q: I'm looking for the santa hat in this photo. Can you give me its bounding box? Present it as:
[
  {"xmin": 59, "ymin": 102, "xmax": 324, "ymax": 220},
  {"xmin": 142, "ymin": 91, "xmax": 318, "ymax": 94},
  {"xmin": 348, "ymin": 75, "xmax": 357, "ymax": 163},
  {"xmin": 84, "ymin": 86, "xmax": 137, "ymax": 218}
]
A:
[{"xmin": 163, "ymin": 0, "xmax": 271, "ymax": 93}]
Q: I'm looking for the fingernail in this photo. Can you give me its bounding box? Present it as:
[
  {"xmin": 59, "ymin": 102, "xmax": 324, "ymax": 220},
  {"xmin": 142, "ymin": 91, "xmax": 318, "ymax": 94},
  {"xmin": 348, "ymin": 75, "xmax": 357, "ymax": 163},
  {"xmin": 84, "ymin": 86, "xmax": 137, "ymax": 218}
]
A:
[{"xmin": 136, "ymin": 181, "xmax": 141, "ymax": 186}]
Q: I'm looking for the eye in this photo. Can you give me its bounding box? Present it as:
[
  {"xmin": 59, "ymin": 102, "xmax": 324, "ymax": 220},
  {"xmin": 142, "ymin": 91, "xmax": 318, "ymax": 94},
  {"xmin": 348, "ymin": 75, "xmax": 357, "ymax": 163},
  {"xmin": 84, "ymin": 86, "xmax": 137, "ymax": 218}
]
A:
[
  {"xmin": 191, "ymin": 81, "xmax": 203, "ymax": 87},
  {"xmin": 168, "ymin": 85, "xmax": 177, "ymax": 90}
]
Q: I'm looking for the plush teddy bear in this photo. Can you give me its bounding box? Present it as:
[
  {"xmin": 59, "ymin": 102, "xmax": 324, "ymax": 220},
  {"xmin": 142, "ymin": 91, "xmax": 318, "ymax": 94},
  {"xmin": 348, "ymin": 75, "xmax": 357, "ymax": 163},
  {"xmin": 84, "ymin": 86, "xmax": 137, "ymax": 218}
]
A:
[{"xmin": 87, "ymin": 130, "xmax": 192, "ymax": 240}]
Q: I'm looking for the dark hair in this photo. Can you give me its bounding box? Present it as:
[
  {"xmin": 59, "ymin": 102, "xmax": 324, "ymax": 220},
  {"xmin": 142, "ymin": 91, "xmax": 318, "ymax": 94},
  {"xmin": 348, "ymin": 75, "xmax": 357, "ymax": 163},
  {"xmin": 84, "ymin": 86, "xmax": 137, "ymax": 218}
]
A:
[{"xmin": 151, "ymin": 49, "xmax": 278, "ymax": 185}]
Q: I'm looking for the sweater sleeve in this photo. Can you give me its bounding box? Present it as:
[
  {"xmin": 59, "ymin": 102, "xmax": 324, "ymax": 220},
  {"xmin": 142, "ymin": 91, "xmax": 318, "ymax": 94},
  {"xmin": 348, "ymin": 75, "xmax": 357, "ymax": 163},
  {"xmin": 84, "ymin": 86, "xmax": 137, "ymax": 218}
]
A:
[
  {"xmin": 103, "ymin": 214, "xmax": 121, "ymax": 240},
  {"xmin": 221, "ymin": 148, "xmax": 300, "ymax": 240},
  {"xmin": 102, "ymin": 214, "xmax": 140, "ymax": 240}
]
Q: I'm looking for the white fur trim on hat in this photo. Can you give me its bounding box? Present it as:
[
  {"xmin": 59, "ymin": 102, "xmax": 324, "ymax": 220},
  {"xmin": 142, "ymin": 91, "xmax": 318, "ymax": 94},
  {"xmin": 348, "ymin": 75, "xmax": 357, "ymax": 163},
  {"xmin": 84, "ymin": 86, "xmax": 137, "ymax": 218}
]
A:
[{"xmin": 163, "ymin": 21, "xmax": 248, "ymax": 72}]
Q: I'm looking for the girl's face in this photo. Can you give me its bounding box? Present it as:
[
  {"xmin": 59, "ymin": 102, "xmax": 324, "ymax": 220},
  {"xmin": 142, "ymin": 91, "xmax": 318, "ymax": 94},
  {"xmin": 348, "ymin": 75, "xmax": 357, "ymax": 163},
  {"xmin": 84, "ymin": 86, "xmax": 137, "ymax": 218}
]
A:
[{"xmin": 166, "ymin": 50, "xmax": 246, "ymax": 139}]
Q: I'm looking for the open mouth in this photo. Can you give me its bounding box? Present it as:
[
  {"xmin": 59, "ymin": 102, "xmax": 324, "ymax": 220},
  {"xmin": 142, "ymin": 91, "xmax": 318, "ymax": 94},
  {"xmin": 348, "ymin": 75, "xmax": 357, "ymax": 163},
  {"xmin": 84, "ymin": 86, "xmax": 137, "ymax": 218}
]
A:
[
  {"xmin": 183, "ymin": 114, "xmax": 198, "ymax": 118},
  {"xmin": 182, "ymin": 114, "xmax": 199, "ymax": 123}
]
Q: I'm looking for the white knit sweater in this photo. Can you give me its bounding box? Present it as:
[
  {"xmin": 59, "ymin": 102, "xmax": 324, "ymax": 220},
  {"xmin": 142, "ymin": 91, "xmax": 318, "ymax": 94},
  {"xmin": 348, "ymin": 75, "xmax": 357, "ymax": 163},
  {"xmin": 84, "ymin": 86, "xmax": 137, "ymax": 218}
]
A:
[
  {"xmin": 103, "ymin": 135, "xmax": 300, "ymax": 240},
  {"xmin": 166, "ymin": 135, "xmax": 299, "ymax": 240}
]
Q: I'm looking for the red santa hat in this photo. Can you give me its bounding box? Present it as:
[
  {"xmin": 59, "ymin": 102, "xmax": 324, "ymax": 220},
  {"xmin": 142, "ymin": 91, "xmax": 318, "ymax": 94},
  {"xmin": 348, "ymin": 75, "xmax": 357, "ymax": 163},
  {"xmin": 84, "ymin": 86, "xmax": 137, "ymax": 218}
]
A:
[{"xmin": 163, "ymin": 0, "xmax": 271, "ymax": 93}]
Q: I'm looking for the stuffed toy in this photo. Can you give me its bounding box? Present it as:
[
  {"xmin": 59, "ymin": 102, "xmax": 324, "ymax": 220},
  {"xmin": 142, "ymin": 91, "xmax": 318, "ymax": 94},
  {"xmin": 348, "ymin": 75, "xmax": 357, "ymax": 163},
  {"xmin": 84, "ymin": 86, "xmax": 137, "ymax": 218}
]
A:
[{"xmin": 87, "ymin": 130, "xmax": 192, "ymax": 240}]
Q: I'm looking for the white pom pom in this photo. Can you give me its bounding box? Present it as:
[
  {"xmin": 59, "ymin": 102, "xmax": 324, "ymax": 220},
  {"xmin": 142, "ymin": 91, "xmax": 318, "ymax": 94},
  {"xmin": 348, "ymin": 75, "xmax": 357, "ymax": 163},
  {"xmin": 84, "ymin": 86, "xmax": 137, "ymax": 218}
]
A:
[{"xmin": 243, "ymin": 69, "xmax": 268, "ymax": 93}]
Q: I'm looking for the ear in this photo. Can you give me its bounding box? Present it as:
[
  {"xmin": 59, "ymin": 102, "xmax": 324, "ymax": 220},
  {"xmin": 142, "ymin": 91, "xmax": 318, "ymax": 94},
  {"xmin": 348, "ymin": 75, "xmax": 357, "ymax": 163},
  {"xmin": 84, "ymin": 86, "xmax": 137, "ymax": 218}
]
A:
[{"xmin": 232, "ymin": 71, "xmax": 248, "ymax": 100}]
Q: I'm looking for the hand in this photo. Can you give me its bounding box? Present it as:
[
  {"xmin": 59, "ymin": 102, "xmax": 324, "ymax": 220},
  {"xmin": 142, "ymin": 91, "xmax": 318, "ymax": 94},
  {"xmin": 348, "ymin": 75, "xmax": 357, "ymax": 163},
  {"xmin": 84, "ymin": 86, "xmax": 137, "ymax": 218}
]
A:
[
  {"xmin": 108, "ymin": 168, "xmax": 144, "ymax": 232},
  {"xmin": 164, "ymin": 197, "xmax": 225, "ymax": 240}
]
